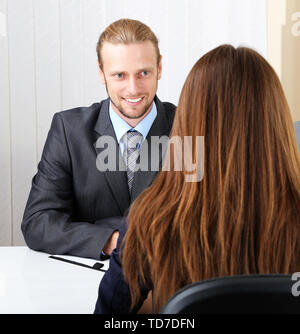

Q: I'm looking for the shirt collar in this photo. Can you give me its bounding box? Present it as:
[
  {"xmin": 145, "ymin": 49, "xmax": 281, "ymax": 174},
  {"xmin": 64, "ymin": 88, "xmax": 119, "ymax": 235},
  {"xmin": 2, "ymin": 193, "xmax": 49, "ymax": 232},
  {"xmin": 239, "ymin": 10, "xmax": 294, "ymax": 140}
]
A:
[{"xmin": 109, "ymin": 101, "xmax": 157, "ymax": 143}]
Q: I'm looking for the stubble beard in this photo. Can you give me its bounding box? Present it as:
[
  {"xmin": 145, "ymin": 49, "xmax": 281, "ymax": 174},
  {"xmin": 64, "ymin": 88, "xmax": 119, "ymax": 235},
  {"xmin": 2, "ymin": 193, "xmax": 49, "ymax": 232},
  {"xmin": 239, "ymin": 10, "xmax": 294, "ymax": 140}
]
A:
[
  {"xmin": 110, "ymin": 97, "xmax": 153, "ymax": 120},
  {"xmin": 104, "ymin": 77, "xmax": 157, "ymax": 120}
]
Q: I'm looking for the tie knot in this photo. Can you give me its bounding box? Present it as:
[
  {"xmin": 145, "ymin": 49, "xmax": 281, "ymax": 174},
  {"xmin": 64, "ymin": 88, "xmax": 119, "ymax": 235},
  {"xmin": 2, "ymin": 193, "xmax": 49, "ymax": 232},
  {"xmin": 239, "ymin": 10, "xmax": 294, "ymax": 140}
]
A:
[{"xmin": 126, "ymin": 130, "xmax": 143, "ymax": 149}]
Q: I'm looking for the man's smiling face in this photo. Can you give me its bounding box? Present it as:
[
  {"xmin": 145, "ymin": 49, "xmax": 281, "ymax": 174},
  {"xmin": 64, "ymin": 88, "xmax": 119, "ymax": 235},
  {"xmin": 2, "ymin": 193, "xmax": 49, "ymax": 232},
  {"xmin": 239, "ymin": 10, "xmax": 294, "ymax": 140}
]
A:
[{"xmin": 99, "ymin": 41, "xmax": 162, "ymax": 126}]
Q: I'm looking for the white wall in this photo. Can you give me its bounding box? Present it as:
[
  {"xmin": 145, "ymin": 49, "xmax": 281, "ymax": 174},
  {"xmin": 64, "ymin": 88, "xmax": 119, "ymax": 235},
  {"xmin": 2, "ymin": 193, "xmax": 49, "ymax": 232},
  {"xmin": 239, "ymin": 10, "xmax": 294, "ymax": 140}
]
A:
[
  {"xmin": 0, "ymin": 0, "xmax": 267, "ymax": 246},
  {"xmin": 267, "ymin": 0, "xmax": 300, "ymax": 122}
]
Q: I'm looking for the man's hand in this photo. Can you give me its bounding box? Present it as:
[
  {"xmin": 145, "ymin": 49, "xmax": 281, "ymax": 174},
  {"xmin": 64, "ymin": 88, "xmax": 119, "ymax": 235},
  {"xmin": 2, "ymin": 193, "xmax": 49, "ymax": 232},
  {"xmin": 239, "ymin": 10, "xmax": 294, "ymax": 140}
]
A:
[{"xmin": 102, "ymin": 231, "xmax": 120, "ymax": 256}]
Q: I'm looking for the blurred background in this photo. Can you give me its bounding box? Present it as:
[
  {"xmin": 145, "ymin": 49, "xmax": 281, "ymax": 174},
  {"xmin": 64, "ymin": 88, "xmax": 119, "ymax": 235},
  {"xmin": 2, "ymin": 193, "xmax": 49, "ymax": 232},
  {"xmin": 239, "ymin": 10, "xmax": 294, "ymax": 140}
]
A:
[{"xmin": 0, "ymin": 0, "xmax": 299, "ymax": 246}]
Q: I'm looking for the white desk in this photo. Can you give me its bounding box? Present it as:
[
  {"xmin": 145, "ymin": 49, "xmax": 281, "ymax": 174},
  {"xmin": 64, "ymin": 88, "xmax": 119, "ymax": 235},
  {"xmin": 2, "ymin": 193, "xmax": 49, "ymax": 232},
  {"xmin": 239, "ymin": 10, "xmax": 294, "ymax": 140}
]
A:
[{"xmin": 0, "ymin": 247, "xmax": 108, "ymax": 314}]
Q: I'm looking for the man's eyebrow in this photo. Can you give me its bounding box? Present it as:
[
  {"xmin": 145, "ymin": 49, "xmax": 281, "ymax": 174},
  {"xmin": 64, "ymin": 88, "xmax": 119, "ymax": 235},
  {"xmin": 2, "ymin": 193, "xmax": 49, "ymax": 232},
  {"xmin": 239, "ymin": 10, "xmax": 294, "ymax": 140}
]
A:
[
  {"xmin": 109, "ymin": 69, "xmax": 124, "ymax": 74},
  {"xmin": 138, "ymin": 67, "xmax": 155, "ymax": 72},
  {"xmin": 109, "ymin": 67, "xmax": 155, "ymax": 74}
]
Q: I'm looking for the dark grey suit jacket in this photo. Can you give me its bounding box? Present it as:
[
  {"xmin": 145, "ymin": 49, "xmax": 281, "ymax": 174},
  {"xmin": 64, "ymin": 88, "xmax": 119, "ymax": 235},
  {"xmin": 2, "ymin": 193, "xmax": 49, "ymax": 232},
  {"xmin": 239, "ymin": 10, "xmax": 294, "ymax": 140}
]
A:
[{"xmin": 21, "ymin": 97, "xmax": 176, "ymax": 259}]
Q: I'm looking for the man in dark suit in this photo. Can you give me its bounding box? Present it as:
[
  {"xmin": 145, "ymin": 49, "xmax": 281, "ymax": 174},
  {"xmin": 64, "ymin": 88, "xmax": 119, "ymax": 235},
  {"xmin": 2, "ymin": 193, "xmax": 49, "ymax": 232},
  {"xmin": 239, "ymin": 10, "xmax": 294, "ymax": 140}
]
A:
[{"xmin": 21, "ymin": 19, "xmax": 176, "ymax": 260}]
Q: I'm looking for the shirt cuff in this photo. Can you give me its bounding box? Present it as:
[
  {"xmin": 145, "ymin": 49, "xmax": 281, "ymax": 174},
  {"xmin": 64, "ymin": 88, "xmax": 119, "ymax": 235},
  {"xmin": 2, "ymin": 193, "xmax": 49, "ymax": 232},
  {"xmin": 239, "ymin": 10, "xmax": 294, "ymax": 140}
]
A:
[{"xmin": 100, "ymin": 251, "xmax": 110, "ymax": 261}]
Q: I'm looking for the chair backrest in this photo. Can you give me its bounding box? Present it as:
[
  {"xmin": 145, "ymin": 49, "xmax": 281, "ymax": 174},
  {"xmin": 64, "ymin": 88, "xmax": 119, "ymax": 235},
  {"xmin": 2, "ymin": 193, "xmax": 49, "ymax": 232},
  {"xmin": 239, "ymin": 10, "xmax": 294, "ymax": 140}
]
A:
[{"xmin": 160, "ymin": 274, "xmax": 300, "ymax": 314}]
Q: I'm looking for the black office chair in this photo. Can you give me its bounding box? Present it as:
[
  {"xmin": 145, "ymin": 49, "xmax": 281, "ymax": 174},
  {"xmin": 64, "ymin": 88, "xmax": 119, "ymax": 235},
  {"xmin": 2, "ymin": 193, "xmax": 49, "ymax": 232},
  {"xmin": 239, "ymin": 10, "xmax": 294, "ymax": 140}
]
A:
[{"xmin": 160, "ymin": 274, "xmax": 300, "ymax": 314}]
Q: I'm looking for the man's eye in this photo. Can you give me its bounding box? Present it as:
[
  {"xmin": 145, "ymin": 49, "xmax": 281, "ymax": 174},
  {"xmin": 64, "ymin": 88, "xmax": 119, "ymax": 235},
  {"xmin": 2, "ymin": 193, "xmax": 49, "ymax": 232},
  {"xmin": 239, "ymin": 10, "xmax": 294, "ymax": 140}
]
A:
[
  {"xmin": 141, "ymin": 71, "xmax": 149, "ymax": 76},
  {"xmin": 114, "ymin": 73, "xmax": 123, "ymax": 79}
]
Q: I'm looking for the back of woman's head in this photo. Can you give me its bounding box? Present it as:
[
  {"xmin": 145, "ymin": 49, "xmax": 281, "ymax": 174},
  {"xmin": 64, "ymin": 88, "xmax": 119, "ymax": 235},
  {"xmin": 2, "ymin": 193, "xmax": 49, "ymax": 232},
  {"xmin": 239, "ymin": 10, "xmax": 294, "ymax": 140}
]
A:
[{"xmin": 122, "ymin": 44, "xmax": 300, "ymax": 312}]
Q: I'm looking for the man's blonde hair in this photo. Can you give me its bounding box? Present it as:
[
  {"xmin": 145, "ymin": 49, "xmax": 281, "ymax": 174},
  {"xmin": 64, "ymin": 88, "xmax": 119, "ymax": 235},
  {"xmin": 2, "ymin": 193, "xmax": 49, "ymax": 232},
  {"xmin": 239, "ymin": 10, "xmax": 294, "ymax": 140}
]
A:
[{"xmin": 96, "ymin": 18, "xmax": 160, "ymax": 69}]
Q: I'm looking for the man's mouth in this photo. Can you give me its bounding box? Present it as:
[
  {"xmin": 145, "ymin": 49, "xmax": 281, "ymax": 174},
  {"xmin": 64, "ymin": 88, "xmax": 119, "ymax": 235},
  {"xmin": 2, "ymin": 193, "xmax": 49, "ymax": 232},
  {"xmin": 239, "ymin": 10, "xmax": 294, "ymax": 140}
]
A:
[{"xmin": 123, "ymin": 96, "xmax": 144, "ymax": 105}]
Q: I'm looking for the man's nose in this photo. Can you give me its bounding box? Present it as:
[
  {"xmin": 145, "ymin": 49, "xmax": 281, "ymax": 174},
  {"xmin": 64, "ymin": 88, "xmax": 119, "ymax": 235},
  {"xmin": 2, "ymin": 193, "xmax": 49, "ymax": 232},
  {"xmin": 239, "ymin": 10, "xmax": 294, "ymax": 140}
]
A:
[{"xmin": 127, "ymin": 76, "xmax": 140, "ymax": 95}]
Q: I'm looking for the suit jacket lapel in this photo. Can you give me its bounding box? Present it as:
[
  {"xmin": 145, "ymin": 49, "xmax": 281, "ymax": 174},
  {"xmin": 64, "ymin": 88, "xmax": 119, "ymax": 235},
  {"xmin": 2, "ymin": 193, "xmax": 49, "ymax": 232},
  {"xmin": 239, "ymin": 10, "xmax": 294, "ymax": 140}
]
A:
[{"xmin": 93, "ymin": 98, "xmax": 130, "ymax": 213}]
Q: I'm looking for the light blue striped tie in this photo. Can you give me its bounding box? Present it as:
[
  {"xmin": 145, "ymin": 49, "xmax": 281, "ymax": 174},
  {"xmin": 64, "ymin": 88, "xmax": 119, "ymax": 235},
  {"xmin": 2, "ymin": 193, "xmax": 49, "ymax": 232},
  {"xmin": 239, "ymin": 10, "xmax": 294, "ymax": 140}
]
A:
[{"xmin": 125, "ymin": 130, "xmax": 143, "ymax": 193}]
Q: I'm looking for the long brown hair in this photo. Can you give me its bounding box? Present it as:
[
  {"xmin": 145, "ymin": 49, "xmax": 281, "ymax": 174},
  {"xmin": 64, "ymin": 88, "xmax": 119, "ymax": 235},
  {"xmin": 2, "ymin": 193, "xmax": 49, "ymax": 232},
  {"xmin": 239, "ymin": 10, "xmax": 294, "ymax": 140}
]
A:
[{"xmin": 122, "ymin": 44, "xmax": 300, "ymax": 312}]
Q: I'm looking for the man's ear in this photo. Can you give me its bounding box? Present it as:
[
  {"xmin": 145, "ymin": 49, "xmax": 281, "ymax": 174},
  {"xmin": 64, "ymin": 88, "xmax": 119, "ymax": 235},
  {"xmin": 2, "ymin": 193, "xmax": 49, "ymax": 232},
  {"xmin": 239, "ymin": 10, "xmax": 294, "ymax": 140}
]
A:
[
  {"xmin": 97, "ymin": 61, "xmax": 106, "ymax": 84},
  {"xmin": 157, "ymin": 55, "xmax": 162, "ymax": 80}
]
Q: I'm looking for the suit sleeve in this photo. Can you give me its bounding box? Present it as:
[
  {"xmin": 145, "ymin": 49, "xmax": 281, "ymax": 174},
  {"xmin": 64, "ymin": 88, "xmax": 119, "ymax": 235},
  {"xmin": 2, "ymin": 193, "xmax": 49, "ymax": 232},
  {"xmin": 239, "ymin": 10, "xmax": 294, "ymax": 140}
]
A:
[
  {"xmin": 21, "ymin": 113, "xmax": 122, "ymax": 259},
  {"xmin": 94, "ymin": 219, "xmax": 150, "ymax": 314}
]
